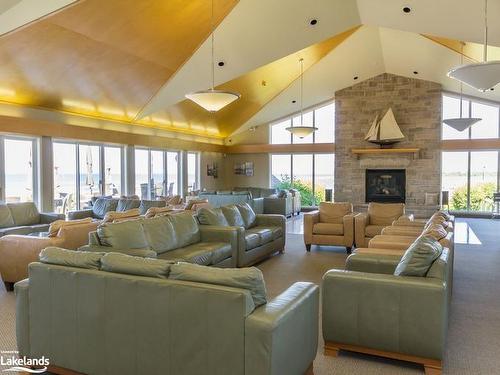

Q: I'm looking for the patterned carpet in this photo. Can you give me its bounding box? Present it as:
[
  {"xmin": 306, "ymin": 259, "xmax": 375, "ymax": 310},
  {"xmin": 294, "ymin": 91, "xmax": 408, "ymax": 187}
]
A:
[{"xmin": 1, "ymin": 217, "xmax": 499, "ymax": 374}]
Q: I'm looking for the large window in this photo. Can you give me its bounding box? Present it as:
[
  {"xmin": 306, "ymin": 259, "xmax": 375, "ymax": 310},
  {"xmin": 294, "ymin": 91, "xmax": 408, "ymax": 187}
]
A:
[
  {"xmin": 442, "ymin": 151, "xmax": 499, "ymax": 212},
  {"xmin": 187, "ymin": 152, "xmax": 199, "ymax": 192},
  {"xmin": 1, "ymin": 136, "xmax": 37, "ymax": 203},
  {"xmin": 442, "ymin": 93, "xmax": 500, "ymax": 140},
  {"xmin": 135, "ymin": 148, "xmax": 180, "ymax": 199},
  {"xmin": 54, "ymin": 141, "xmax": 123, "ymax": 212},
  {"xmin": 271, "ymin": 153, "xmax": 334, "ymax": 206},
  {"xmin": 270, "ymin": 102, "xmax": 335, "ymax": 144}
]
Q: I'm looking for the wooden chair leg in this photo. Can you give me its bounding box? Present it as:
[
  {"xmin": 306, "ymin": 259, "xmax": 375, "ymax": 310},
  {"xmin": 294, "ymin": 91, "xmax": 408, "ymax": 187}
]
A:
[
  {"xmin": 424, "ymin": 365, "xmax": 442, "ymax": 375},
  {"xmin": 305, "ymin": 244, "xmax": 311, "ymax": 252},
  {"xmin": 324, "ymin": 346, "xmax": 339, "ymax": 357}
]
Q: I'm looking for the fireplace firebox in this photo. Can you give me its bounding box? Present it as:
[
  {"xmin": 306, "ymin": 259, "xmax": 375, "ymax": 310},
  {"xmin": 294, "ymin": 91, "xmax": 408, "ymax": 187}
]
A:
[{"xmin": 365, "ymin": 169, "xmax": 406, "ymax": 203}]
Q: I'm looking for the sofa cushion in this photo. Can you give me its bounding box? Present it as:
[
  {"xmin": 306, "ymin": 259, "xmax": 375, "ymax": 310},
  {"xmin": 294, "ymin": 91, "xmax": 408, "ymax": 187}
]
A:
[
  {"xmin": 144, "ymin": 206, "xmax": 173, "ymax": 218},
  {"xmin": 158, "ymin": 242, "xmax": 231, "ymax": 265},
  {"xmin": 168, "ymin": 212, "xmax": 201, "ymax": 248},
  {"xmin": 142, "ymin": 216, "xmax": 178, "ymax": 254},
  {"xmin": 319, "ymin": 202, "xmax": 352, "ymax": 224},
  {"xmin": 101, "ymin": 252, "xmax": 173, "ymax": 279},
  {"xmin": 236, "ymin": 202, "xmax": 256, "ymax": 229},
  {"xmin": 246, "ymin": 227, "xmax": 274, "ymax": 245},
  {"xmin": 97, "ymin": 219, "xmax": 149, "ymax": 249},
  {"xmin": 252, "ymin": 225, "xmax": 282, "ymax": 240},
  {"xmin": 368, "ymin": 202, "xmax": 405, "ymax": 226},
  {"xmin": 169, "ymin": 262, "xmax": 267, "ymax": 307},
  {"xmin": 245, "ymin": 233, "xmax": 260, "ymax": 250},
  {"xmin": 39, "ymin": 247, "xmax": 104, "ymax": 270},
  {"xmin": 221, "ymin": 205, "xmax": 245, "ymax": 227},
  {"xmin": 365, "ymin": 224, "xmax": 386, "ymax": 238},
  {"xmin": 422, "ymin": 223, "xmax": 448, "ymax": 241},
  {"xmin": 197, "ymin": 207, "xmax": 229, "ymax": 226},
  {"xmin": 7, "ymin": 202, "xmax": 40, "ymax": 226},
  {"xmin": 102, "ymin": 208, "xmax": 141, "ymax": 224},
  {"xmin": 394, "ymin": 235, "xmax": 443, "ymax": 277},
  {"xmin": 0, "ymin": 205, "xmax": 14, "ymax": 228},
  {"xmin": 116, "ymin": 199, "xmax": 140, "ymax": 212},
  {"xmin": 313, "ymin": 223, "xmax": 344, "ymax": 235},
  {"xmin": 48, "ymin": 217, "xmax": 93, "ymax": 237},
  {"xmin": 139, "ymin": 200, "xmax": 166, "ymax": 215},
  {"xmin": 92, "ymin": 198, "xmax": 118, "ymax": 219}
]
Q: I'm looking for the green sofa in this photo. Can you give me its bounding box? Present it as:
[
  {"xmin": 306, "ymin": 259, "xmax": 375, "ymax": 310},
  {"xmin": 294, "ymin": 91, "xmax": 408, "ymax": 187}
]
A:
[
  {"xmin": 0, "ymin": 202, "xmax": 63, "ymax": 237},
  {"xmin": 80, "ymin": 212, "xmax": 238, "ymax": 267},
  {"xmin": 15, "ymin": 250, "xmax": 319, "ymax": 375},
  {"xmin": 68, "ymin": 197, "xmax": 166, "ymax": 220},
  {"xmin": 197, "ymin": 204, "xmax": 286, "ymax": 267},
  {"xmin": 322, "ymin": 248, "xmax": 452, "ymax": 374},
  {"xmin": 198, "ymin": 190, "xmax": 264, "ymax": 214}
]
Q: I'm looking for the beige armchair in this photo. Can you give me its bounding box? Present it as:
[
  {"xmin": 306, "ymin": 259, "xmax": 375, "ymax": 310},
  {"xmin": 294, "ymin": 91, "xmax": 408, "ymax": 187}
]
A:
[
  {"xmin": 304, "ymin": 202, "xmax": 356, "ymax": 253},
  {"xmin": 354, "ymin": 203, "xmax": 405, "ymax": 248},
  {"xmin": 0, "ymin": 219, "xmax": 98, "ymax": 290}
]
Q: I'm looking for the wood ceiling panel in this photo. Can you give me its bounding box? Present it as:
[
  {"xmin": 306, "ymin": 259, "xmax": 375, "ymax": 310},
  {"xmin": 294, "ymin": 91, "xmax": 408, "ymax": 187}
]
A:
[
  {"xmin": 0, "ymin": 0, "xmax": 238, "ymax": 135},
  {"xmin": 148, "ymin": 26, "xmax": 361, "ymax": 137},
  {"xmin": 423, "ymin": 34, "xmax": 500, "ymax": 63}
]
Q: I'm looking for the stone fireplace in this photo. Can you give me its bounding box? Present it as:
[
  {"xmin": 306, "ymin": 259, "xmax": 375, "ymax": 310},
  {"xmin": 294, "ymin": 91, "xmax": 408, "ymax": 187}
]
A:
[
  {"xmin": 334, "ymin": 73, "xmax": 442, "ymax": 217},
  {"xmin": 365, "ymin": 169, "xmax": 406, "ymax": 203}
]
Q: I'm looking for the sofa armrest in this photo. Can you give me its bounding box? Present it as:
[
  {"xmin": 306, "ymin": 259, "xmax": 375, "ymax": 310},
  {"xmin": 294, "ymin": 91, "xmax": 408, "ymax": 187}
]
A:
[
  {"xmin": 67, "ymin": 209, "xmax": 94, "ymax": 220},
  {"xmin": 303, "ymin": 211, "xmax": 319, "ymax": 245},
  {"xmin": 322, "ymin": 269, "xmax": 447, "ymax": 360},
  {"xmin": 345, "ymin": 253, "xmax": 400, "ymax": 274},
  {"xmin": 15, "ymin": 279, "xmax": 30, "ymax": 357},
  {"xmin": 80, "ymin": 245, "xmax": 157, "ymax": 258},
  {"xmin": 255, "ymin": 214, "xmax": 285, "ymax": 228},
  {"xmin": 245, "ymin": 282, "xmax": 319, "ymax": 375},
  {"xmin": 354, "ymin": 212, "xmax": 368, "ymax": 247},
  {"xmin": 342, "ymin": 213, "xmax": 356, "ymax": 247},
  {"xmin": 40, "ymin": 212, "xmax": 65, "ymax": 224},
  {"xmin": 200, "ymin": 225, "xmax": 239, "ymax": 267},
  {"xmin": 251, "ymin": 198, "xmax": 264, "ymax": 214},
  {"xmin": 263, "ymin": 198, "xmax": 286, "ymax": 215}
]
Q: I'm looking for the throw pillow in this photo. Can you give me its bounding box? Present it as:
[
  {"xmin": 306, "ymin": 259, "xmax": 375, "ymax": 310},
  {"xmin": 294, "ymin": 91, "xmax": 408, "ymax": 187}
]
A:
[
  {"xmin": 221, "ymin": 205, "xmax": 245, "ymax": 227},
  {"xmin": 102, "ymin": 208, "xmax": 141, "ymax": 224},
  {"xmin": 101, "ymin": 252, "xmax": 173, "ymax": 279},
  {"xmin": 97, "ymin": 219, "xmax": 149, "ymax": 249},
  {"xmin": 169, "ymin": 262, "xmax": 268, "ymax": 307},
  {"xmin": 197, "ymin": 207, "xmax": 229, "ymax": 226},
  {"xmin": 48, "ymin": 217, "xmax": 93, "ymax": 237},
  {"xmin": 236, "ymin": 202, "xmax": 257, "ymax": 229},
  {"xmin": 39, "ymin": 247, "xmax": 104, "ymax": 270},
  {"xmin": 394, "ymin": 235, "xmax": 443, "ymax": 277},
  {"xmin": 422, "ymin": 223, "xmax": 448, "ymax": 241}
]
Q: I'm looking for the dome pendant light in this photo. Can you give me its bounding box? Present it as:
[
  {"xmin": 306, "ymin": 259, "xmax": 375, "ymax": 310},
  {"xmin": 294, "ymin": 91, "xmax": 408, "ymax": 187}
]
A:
[
  {"xmin": 444, "ymin": 43, "xmax": 482, "ymax": 132},
  {"xmin": 286, "ymin": 58, "xmax": 318, "ymax": 138},
  {"xmin": 447, "ymin": 0, "xmax": 500, "ymax": 92},
  {"xmin": 185, "ymin": 0, "xmax": 240, "ymax": 112}
]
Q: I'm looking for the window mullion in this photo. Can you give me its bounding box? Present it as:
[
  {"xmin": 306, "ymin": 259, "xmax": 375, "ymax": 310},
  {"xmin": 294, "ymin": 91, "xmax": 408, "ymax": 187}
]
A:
[{"xmin": 75, "ymin": 144, "xmax": 81, "ymax": 210}]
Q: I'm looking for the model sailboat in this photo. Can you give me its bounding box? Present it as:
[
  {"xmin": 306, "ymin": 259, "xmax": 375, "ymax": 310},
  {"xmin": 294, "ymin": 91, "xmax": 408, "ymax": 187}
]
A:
[{"xmin": 364, "ymin": 108, "xmax": 405, "ymax": 147}]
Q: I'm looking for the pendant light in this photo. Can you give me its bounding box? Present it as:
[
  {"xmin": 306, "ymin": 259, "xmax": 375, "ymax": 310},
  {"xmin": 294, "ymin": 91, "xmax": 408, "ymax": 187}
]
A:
[
  {"xmin": 185, "ymin": 0, "xmax": 240, "ymax": 112},
  {"xmin": 447, "ymin": 0, "xmax": 500, "ymax": 92},
  {"xmin": 443, "ymin": 43, "xmax": 482, "ymax": 132},
  {"xmin": 286, "ymin": 58, "xmax": 318, "ymax": 138}
]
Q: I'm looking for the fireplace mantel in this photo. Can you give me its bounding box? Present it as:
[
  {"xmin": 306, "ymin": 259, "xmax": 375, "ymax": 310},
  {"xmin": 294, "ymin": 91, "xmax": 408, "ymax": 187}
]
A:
[{"xmin": 351, "ymin": 148, "xmax": 420, "ymax": 159}]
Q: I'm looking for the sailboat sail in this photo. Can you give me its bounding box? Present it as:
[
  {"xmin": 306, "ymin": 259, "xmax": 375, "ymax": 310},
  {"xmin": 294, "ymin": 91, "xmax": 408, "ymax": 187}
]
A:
[{"xmin": 365, "ymin": 108, "xmax": 405, "ymax": 145}]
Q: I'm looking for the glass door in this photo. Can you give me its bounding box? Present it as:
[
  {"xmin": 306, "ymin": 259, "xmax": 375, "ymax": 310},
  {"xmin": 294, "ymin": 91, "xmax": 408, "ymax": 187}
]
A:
[
  {"xmin": 151, "ymin": 150, "xmax": 165, "ymax": 199},
  {"xmin": 79, "ymin": 145, "xmax": 101, "ymax": 208},
  {"xmin": 104, "ymin": 146, "xmax": 122, "ymax": 197},
  {"xmin": 167, "ymin": 151, "xmax": 179, "ymax": 195},
  {"xmin": 53, "ymin": 142, "xmax": 77, "ymax": 213},
  {"xmin": 3, "ymin": 138, "xmax": 36, "ymax": 203}
]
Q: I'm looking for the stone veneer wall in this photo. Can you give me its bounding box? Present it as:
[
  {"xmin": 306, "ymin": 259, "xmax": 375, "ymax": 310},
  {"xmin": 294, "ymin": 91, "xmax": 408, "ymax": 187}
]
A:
[{"xmin": 334, "ymin": 73, "xmax": 442, "ymax": 217}]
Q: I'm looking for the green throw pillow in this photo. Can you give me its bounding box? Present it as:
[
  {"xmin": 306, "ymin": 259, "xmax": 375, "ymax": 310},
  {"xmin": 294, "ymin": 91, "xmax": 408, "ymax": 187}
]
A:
[
  {"xmin": 169, "ymin": 262, "xmax": 268, "ymax": 307},
  {"xmin": 197, "ymin": 207, "xmax": 229, "ymax": 226},
  {"xmin": 236, "ymin": 202, "xmax": 256, "ymax": 229},
  {"xmin": 394, "ymin": 235, "xmax": 443, "ymax": 277},
  {"xmin": 221, "ymin": 205, "xmax": 245, "ymax": 227}
]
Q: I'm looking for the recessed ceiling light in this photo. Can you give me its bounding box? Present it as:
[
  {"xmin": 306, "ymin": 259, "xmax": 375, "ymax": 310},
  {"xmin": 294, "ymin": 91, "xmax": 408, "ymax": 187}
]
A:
[
  {"xmin": 292, "ymin": 100, "xmax": 297, "ymax": 103},
  {"xmin": 309, "ymin": 19, "xmax": 318, "ymax": 26},
  {"xmin": 217, "ymin": 61, "xmax": 225, "ymax": 67},
  {"xmin": 353, "ymin": 76, "xmax": 359, "ymax": 80},
  {"xmin": 403, "ymin": 6, "xmax": 411, "ymax": 13},
  {"xmin": 413, "ymin": 71, "xmax": 419, "ymax": 75}
]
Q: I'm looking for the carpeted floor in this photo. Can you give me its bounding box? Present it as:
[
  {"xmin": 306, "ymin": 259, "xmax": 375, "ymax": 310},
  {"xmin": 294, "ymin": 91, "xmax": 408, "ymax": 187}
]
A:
[{"xmin": 1, "ymin": 217, "xmax": 499, "ymax": 374}]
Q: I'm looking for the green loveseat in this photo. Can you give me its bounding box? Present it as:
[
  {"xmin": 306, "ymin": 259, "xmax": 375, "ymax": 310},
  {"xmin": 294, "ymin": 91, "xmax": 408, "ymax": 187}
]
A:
[
  {"xmin": 197, "ymin": 203, "xmax": 286, "ymax": 267},
  {"xmin": 322, "ymin": 248, "xmax": 452, "ymax": 374},
  {"xmin": 15, "ymin": 250, "xmax": 319, "ymax": 375},
  {"xmin": 80, "ymin": 212, "xmax": 238, "ymax": 267},
  {"xmin": 0, "ymin": 202, "xmax": 63, "ymax": 237}
]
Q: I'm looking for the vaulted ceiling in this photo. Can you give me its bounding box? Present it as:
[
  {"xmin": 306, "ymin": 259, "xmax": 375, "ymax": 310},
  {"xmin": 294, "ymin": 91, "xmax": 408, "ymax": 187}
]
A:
[{"xmin": 0, "ymin": 0, "xmax": 499, "ymax": 141}]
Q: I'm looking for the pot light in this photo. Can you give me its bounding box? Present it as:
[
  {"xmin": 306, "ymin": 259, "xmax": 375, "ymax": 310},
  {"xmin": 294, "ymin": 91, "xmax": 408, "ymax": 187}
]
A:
[
  {"xmin": 447, "ymin": 0, "xmax": 500, "ymax": 91},
  {"xmin": 286, "ymin": 58, "xmax": 317, "ymax": 139},
  {"xmin": 185, "ymin": 0, "xmax": 240, "ymax": 111}
]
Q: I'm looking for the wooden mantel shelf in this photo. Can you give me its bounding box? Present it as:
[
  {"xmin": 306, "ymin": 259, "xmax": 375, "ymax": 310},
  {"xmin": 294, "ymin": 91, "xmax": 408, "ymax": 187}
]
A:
[{"xmin": 351, "ymin": 148, "xmax": 420, "ymax": 159}]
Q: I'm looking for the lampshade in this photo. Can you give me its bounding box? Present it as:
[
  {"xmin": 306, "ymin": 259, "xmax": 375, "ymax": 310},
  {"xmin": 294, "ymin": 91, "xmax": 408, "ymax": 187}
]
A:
[
  {"xmin": 443, "ymin": 117, "xmax": 482, "ymax": 132},
  {"xmin": 447, "ymin": 61, "xmax": 500, "ymax": 92},
  {"xmin": 285, "ymin": 125, "xmax": 318, "ymax": 138},
  {"xmin": 185, "ymin": 89, "xmax": 241, "ymax": 112}
]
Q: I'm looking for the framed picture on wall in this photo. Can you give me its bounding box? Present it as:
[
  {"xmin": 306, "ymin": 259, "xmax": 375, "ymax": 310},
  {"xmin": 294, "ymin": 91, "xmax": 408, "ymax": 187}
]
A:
[
  {"xmin": 207, "ymin": 163, "xmax": 218, "ymax": 178},
  {"xmin": 234, "ymin": 162, "xmax": 254, "ymax": 176}
]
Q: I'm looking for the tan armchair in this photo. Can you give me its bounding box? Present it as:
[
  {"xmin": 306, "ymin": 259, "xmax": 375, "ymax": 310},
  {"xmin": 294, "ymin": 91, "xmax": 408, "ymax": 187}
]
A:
[
  {"xmin": 0, "ymin": 219, "xmax": 99, "ymax": 290},
  {"xmin": 354, "ymin": 203, "xmax": 405, "ymax": 248},
  {"xmin": 304, "ymin": 202, "xmax": 356, "ymax": 253}
]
